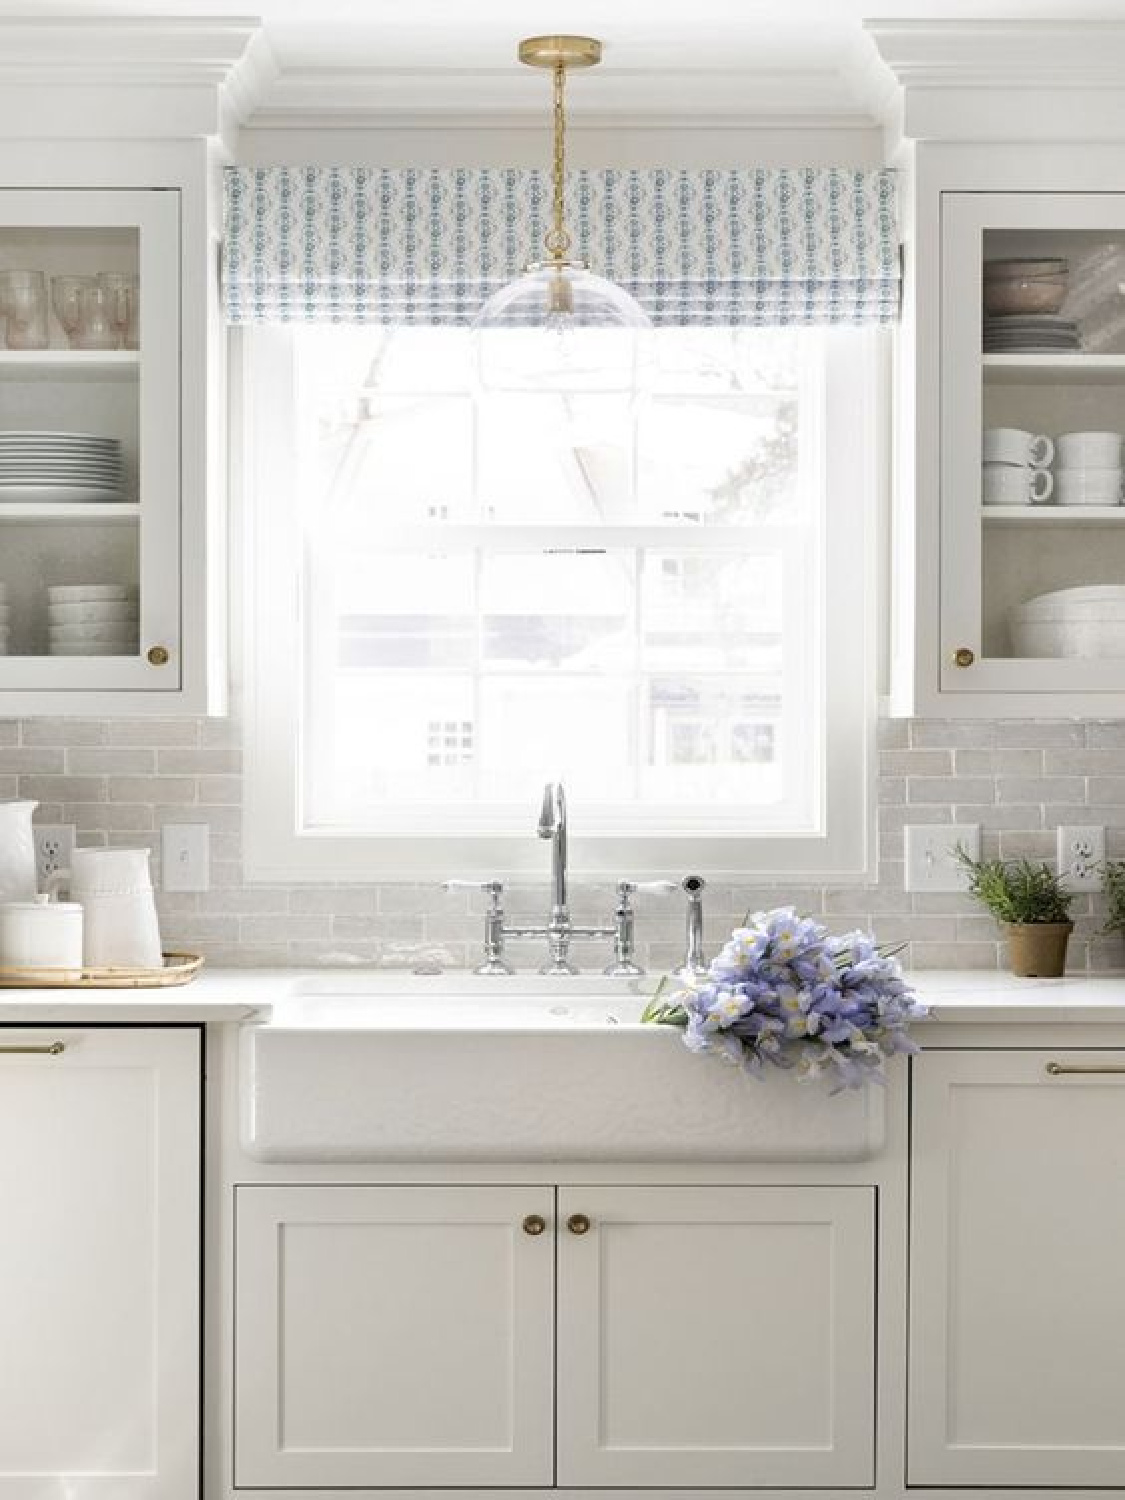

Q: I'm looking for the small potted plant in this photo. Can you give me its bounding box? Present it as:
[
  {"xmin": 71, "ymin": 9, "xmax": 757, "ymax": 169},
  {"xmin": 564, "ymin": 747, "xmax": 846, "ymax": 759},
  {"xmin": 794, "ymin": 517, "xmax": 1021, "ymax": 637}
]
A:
[
  {"xmin": 956, "ymin": 849, "xmax": 1074, "ymax": 977},
  {"xmin": 1101, "ymin": 860, "xmax": 1125, "ymax": 946}
]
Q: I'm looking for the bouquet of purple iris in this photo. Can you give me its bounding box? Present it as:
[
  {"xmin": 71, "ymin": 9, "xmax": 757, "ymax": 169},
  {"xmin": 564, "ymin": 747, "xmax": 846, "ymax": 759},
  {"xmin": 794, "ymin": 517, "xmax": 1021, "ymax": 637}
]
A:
[{"xmin": 642, "ymin": 906, "xmax": 926, "ymax": 1090}]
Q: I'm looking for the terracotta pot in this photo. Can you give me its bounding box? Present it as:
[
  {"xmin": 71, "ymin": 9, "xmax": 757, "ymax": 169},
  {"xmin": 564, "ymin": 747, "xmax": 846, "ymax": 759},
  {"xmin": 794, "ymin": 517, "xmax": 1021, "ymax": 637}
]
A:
[{"xmin": 1004, "ymin": 921, "xmax": 1074, "ymax": 978}]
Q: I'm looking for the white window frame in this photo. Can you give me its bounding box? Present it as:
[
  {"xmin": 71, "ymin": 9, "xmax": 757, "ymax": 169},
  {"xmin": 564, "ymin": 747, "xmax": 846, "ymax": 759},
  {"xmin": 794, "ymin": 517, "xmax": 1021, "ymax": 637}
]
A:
[{"xmin": 237, "ymin": 326, "xmax": 882, "ymax": 884}]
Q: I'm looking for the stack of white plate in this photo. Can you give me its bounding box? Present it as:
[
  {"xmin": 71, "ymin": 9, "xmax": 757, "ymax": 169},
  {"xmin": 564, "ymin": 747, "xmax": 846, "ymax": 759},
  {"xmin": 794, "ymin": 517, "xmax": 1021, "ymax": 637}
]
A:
[
  {"xmin": 0, "ymin": 432, "xmax": 124, "ymax": 504},
  {"xmin": 47, "ymin": 585, "xmax": 138, "ymax": 656},
  {"xmin": 1010, "ymin": 585, "xmax": 1125, "ymax": 657},
  {"xmin": 0, "ymin": 583, "xmax": 8, "ymax": 656},
  {"xmin": 983, "ymin": 314, "xmax": 1081, "ymax": 354}
]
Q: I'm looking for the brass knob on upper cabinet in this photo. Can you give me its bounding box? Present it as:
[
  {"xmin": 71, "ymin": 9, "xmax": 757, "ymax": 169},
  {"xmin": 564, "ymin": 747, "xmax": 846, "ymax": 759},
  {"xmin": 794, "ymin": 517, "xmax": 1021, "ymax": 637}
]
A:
[
  {"xmin": 567, "ymin": 1213, "xmax": 591, "ymax": 1236},
  {"xmin": 953, "ymin": 647, "xmax": 975, "ymax": 668},
  {"xmin": 146, "ymin": 646, "xmax": 170, "ymax": 666},
  {"xmin": 522, "ymin": 1214, "xmax": 547, "ymax": 1236}
]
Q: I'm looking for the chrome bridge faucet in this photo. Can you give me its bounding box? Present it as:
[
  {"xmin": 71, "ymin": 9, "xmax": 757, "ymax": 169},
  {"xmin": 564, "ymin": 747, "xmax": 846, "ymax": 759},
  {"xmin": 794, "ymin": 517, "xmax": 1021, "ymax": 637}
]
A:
[{"xmin": 447, "ymin": 780, "xmax": 678, "ymax": 975}]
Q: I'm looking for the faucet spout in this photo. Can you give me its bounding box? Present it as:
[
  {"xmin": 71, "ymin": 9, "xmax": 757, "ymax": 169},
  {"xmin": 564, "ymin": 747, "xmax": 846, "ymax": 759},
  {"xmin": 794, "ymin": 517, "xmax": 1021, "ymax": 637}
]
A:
[{"xmin": 537, "ymin": 781, "xmax": 568, "ymax": 917}]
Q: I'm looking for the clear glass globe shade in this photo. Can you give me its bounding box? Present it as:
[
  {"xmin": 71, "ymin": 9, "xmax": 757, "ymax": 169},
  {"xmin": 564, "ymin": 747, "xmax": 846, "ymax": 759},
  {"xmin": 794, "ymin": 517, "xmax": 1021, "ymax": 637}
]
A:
[{"xmin": 473, "ymin": 263, "xmax": 651, "ymax": 394}]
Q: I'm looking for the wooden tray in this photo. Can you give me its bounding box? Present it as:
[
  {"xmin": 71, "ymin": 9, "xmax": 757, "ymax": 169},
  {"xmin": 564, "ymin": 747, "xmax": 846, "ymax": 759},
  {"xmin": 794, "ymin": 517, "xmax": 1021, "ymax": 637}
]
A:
[{"xmin": 0, "ymin": 952, "xmax": 204, "ymax": 989}]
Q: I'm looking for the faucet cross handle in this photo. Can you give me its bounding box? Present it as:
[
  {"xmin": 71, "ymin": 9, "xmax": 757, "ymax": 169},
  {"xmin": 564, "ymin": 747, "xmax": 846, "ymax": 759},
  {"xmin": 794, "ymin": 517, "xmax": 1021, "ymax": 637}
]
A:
[
  {"xmin": 443, "ymin": 879, "xmax": 514, "ymax": 976},
  {"xmin": 604, "ymin": 878, "xmax": 677, "ymax": 977}
]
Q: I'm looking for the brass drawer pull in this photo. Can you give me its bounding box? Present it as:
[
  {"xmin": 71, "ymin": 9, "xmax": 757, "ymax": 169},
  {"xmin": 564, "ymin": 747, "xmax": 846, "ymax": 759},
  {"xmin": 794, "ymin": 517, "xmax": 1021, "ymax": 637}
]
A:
[
  {"xmin": 146, "ymin": 646, "xmax": 170, "ymax": 666},
  {"xmin": 1046, "ymin": 1061, "xmax": 1125, "ymax": 1076},
  {"xmin": 522, "ymin": 1214, "xmax": 547, "ymax": 1236},
  {"xmin": 953, "ymin": 647, "xmax": 975, "ymax": 668},
  {"xmin": 0, "ymin": 1041, "xmax": 65, "ymax": 1056},
  {"xmin": 567, "ymin": 1213, "xmax": 591, "ymax": 1235}
]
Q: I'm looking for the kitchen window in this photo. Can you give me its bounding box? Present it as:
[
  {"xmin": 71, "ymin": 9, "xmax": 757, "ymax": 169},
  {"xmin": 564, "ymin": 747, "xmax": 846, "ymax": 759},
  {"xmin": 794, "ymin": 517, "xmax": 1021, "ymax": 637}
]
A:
[{"xmin": 240, "ymin": 322, "xmax": 880, "ymax": 882}]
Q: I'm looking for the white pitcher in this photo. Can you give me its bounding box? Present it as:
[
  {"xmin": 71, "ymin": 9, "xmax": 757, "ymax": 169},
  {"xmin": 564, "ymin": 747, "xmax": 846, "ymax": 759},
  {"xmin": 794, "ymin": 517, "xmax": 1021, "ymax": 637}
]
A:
[
  {"xmin": 0, "ymin": 799, "xmax": 38, "ymax": 904},
  {"xmin": 63, "ymin": 847, "xmax": 162, "ymax": 969}
]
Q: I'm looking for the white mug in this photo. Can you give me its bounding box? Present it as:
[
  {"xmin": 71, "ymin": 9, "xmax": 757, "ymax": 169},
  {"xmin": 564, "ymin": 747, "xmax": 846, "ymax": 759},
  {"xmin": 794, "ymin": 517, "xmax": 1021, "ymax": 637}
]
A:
[
  {"xmin": 1056, "ymin": 467, "xmax": 1123, "ymax": 506},
  {"xmin": 56, "ymin": 847, "xmax": 162, "ymax": 969},
  {"xmin": 982, "ymin": 427, "xmax": 1055, "ymax": 468},
  {"xmin": 1056, "ymin": 431, "xmax": 1124, "ymax": 469},
  {"xmin": 982, "ymin": 462, "xmax": 1054, "ymax": 505}
]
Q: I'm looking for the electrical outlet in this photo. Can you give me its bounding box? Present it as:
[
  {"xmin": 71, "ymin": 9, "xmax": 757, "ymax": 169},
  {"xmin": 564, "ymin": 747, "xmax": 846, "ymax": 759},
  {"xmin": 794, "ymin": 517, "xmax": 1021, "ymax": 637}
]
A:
[
  {"xmin": 1057, "ymin": 824, "xmax": 1105, "ymax": 891},
  {"xmin": 33, "ymin": 823, "xmax": 75, "ymax": 892},
  {"xmin": 904, "ymin": 823, "xmax": 981, "ymax": 893},
  {"xmin": 162, "ymin": 823, "xmax": 210, "ymax": 893}
]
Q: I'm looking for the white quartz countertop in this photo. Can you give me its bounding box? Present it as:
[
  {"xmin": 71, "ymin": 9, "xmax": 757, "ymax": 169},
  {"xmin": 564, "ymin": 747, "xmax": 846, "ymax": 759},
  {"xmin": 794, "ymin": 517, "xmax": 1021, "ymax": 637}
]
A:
[{"xmin": 1, "ymin": 966, "xmax": 1125, "ymax": 1025}]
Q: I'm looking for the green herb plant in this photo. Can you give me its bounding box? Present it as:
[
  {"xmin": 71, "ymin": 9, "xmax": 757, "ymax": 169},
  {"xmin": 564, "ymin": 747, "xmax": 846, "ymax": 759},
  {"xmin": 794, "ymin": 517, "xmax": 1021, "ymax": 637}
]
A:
[
  {"xmin": 1101, "ymin": 860, "xmax": 1125, "ymax": 941},
  {"xmin": 954, "ymin": 848, "xmax": 1074, "ymax": 926}
]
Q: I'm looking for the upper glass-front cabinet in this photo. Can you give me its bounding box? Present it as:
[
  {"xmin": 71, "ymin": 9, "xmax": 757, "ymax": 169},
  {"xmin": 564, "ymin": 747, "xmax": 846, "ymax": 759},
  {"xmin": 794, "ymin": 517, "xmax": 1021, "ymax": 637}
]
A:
[
  {"xmin": 942, "ymin": 191, "xmax": 1125, "ymax": 697},
  {"xmin": 0, "ymin": 189, "xmax": 180, "ymax": 695}
]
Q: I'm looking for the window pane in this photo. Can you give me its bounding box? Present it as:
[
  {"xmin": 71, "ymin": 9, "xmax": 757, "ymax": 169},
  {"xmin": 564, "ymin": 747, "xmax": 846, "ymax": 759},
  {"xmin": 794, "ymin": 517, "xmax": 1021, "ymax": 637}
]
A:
[
  {"xmin": 641, "ymin": 553, "xmax": 784, "ymax": 671},
  {"xmin": 643, "ymin": 677, "xmax": 784, "ymax": 805},
  {"xmin": 477, "ymin": 676, "xmax": 635, "ymax": 806},
  {"xmin": 480, "ymin": 551, "xmax": 635, "ymax": 671},
  {"xmin": 328, "ymin": 552, "xmax": 475, "ymax": 669},
  {"xmin": 477, "ymin": 394, "xmax": 634, "ymax": 523}
]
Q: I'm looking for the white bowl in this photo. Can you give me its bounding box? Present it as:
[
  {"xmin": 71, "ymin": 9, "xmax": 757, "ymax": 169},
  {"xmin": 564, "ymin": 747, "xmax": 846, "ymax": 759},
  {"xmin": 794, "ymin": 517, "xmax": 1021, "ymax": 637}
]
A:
[
  {"xmin": 48, "ymin": 622, "xmax": 142, "ymax": 642},
  {"xmin": 46, "ymin": 601, "xmax": 139, "ymax": 625},
  {"xmin": 1011, "ymin": 618, "xmax": 1125, "ymax": 657},
  {"xmin": 1013, "ymin": 585, "xmax": 1125, "ymax": 620},
  {"xmin": 48, "ymin": 639, "xmax": 138, "ymax": 656},
  {"xmin": 46, "ymin": 584, "xmax": 135, "ymax": 603}
]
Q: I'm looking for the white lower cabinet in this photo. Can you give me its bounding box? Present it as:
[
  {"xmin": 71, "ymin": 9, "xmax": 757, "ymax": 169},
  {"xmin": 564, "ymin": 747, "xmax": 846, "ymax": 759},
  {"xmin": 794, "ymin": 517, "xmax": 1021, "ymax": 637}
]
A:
[
  {"xmin": 910, "ymin": 1049, "xmax": 1125, "ymax": 1487},
  {"xmin": 0, "ymin": 1026, "xmax": 200, "ymax": 1500},
  {"xmin": 234, "ymin": 1182, "xmax": 876, "ymax": 1491},
  {"xmin": 234, "ymin": 1185, "xmax": 556, "ymax": 1489}
]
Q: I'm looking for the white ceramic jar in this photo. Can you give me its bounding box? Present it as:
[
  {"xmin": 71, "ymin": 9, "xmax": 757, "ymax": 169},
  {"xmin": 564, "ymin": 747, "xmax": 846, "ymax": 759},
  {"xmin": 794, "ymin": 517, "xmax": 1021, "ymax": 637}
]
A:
[
  {"xmin": 0, "ymin": 894, "xmax": 83, "ymax": 973},
  {"xmin": 0, "ymin": 799, "xmax": 38, "ymax": 904}
]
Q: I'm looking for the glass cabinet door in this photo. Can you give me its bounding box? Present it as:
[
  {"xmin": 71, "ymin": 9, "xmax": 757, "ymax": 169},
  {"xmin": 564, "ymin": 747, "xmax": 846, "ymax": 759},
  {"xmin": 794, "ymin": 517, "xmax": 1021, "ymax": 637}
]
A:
[
  {"xmin": 0, "ymin": 189, "xmax": 180, "ymax": 693},
  {"xmin": 941, "ymin": 191, "xmax": 1125, "ymax": 695}
]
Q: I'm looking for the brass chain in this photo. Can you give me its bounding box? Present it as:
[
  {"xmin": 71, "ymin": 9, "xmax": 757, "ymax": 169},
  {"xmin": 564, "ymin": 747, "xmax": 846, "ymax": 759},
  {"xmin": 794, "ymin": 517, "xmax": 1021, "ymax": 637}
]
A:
[{"xmin": 545, "ymin": 59, "xmax": 571, "ymax": 261}]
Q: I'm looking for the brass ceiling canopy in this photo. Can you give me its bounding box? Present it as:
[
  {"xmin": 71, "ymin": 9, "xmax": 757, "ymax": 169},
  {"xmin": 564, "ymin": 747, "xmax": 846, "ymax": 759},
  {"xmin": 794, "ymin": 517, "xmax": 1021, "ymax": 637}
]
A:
[{"xmin": 518, "ymin": 35, "xmax": 603, "ymax": 70}]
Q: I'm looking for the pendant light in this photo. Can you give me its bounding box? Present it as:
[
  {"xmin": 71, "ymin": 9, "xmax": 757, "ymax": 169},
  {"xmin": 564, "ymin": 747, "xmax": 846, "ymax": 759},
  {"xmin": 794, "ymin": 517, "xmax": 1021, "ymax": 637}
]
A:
[{"xmin": 473, "ymin": 35, "xmax": 651, "ymax": 392}]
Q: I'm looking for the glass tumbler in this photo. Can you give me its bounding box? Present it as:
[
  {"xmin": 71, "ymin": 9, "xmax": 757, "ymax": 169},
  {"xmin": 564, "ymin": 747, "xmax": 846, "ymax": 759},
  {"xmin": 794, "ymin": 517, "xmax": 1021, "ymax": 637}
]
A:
[
  {"xmin": 72, "ymin": 280, "xmax": 117, "ymax": 350},
  {"xmin": 51, "ymin": 274, "xmax": 96, "ymax": 349},
  {"xmin": 0, "ymin": 269, "xmax": 49, "ymax": 350},
  {"xmin": 97, "ymin": 271, "xmax": 139, "ymax": 351}
]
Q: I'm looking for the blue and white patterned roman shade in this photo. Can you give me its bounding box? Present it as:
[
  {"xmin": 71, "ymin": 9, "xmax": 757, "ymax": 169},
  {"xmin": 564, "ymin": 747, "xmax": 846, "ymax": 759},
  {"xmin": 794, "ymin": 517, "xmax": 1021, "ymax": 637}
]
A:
[{"xmin": 223, "ymin": 166, "xmax": 899, "ymax": 328}]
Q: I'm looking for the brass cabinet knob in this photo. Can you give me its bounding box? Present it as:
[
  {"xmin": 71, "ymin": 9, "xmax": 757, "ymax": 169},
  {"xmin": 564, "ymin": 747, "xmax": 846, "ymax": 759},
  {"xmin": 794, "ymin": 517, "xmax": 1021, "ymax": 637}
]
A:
[
  {"xmin": 952, "ymin": 647, "xmax": 975, "ymax": 668},
  {"xmin": 522, "ymin": 1214, "xmax": 547, "ymax": 1237},
  {"xmin": 146, "ymin": 645, "xmax": 170, "ymax": 666},
  {"xmin": 567, "ymin": 1212, "xmax": 591, "ymax": 1236}
]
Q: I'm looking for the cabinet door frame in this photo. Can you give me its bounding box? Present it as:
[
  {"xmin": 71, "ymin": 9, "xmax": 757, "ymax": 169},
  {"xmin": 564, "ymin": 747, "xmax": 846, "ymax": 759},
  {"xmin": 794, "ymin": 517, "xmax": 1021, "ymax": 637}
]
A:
[
  {"xmin": 940, "ymin": 189, "xmax": 1125, "ymax": 697},
  {"xmin": 556, "ymin": 1184, "xmax": 877, "ymax": 1489},
  {"xmin": 0, "ymin": 186, "xmax": 182, "ymax": 694},
  {"xmin": 0, "ymin": 1024, "xmax": 200, "ymax": 1500},
  {"xmin": 234, "ymin": 1182, "xmax": 556, "ymax": 1490},
  {"xmin": 910, "ymin": 1047, "xmax": 1125, "ymax": 1487}
]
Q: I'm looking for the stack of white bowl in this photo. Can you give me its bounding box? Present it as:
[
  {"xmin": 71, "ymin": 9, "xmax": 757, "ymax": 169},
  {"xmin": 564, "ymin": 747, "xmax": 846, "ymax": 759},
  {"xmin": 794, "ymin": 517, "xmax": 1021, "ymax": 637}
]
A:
[
  {"xmin": 982, "ymin": 427, "xmax": 1055, "ymax": 505},
  {"xmin": 1010, "ymin": 585, "xmax": 1125, "ymax": 657},
  {"xmin": 47, "ymin": 584, "xmax": 138, "ymax": 656},
  {"xmin": 1054, "ymin": 431, "xmax": 1124, "ymax": 507},
  {"xmin": 0, "ymin": 584, "xmax": 8, "ymax": 655}
]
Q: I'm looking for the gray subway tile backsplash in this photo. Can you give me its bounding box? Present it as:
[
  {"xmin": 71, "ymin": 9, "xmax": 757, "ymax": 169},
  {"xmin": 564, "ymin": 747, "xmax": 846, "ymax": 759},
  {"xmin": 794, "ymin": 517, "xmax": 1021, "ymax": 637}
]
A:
[{"xmin": 3, "ymin": 713, "xmax": 1124, "ymax": 974}]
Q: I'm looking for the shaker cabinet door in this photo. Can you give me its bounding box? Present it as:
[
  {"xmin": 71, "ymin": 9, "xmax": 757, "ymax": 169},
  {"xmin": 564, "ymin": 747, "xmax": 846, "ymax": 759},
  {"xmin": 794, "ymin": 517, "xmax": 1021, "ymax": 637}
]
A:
[
  {"xmin": 0, "ymin": 1027, "xmax": 200, "ymax": 1500},
  {"xmin": 910, "ymin": 1050, "xmax": 1125, "ymax": 1486},
  {"xmin": 234, "ymin": 1183, "xmax": 555, "ymax": 1489},
  {"xmin": 556, "ymin": 1185, "xmax": 877, "ymax": 1488}
]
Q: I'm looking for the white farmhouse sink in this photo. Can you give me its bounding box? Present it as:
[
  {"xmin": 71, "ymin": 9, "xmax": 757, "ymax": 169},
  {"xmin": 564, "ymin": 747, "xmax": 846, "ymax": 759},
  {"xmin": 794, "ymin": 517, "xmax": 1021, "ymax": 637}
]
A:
[{"xmin": 240, "ymin": 976, "xmax": 886, "ymax": 1163}]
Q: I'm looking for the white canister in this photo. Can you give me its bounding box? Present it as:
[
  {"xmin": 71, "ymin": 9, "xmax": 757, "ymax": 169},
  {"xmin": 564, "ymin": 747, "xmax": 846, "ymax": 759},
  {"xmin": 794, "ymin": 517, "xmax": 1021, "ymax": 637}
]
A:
[
  {"xmin": 0, "ymin": 894, "xmax": 84, "ymax": 973},
  {"xmin": 64, "ymin": 847, "xmax": 162, "ymax": 969},
  {"xmin": 0, "ymin": 799, "xmax": 38, "ymax": 904}
]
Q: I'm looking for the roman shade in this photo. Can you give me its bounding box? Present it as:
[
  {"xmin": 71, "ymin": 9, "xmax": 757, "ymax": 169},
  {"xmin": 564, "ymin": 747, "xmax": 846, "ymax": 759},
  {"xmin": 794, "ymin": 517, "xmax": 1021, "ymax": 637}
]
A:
[{"xmin": 223, "ymin": 165, "xmax": 899, "ymax": 327}]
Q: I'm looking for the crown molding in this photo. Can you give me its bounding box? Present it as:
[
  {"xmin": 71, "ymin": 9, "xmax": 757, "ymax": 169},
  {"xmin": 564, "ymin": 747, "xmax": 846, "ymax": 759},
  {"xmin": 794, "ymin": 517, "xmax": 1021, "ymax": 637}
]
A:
[
  {"xmin": 249, "ymin": 62, "xmax": 877, "ymax": 130},
  {"xmin": 0, "ymin": 17, "xmax": 277, "ymax": 137},
  {"xmin": 862, "ymin": 20, "xmax": 1125, "ymax": 142}
]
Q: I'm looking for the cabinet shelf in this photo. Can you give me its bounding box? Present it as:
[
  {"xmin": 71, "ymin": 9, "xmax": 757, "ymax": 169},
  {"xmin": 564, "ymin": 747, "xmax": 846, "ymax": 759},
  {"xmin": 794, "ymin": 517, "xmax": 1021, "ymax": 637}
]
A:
[
  {"xmin": 983, "ymin": 353, "xmax": 1125, "ymax": 385},
  {"xmin": 0, "ymin": 349, "xmax": 139, "ymax": 382},
  {"xmin": 982, "ymin": 504, "xmax": 1125, "ymax": 524},
  {"xmin": 0, "ymin": 502, "xmax": 139, "ymax": 522}
]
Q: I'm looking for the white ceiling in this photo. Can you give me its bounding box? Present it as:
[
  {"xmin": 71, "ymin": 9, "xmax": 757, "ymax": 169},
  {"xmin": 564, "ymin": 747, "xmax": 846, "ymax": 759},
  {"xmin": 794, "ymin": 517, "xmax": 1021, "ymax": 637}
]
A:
[{"xmin": 4, "ymin": 2, "xmax": 1125, "ymax": 120}]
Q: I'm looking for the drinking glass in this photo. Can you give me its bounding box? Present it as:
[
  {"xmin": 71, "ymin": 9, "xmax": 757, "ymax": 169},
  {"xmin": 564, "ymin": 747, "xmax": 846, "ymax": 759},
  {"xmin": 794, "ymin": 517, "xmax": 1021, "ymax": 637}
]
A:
[
  {"xmin": 97, "ymin": 271, "xmax": 139, "ymax": 350},
  {"xmin": 72, "ymin": 281, "xmax": 117, "ymax": 350},
  {"xmin": 51, "ymin": 274, "xmax": 96, "ymax": 349},
  {"xmin": 0, "ymin": 269, "xmax": 49, "ymax": 350}
]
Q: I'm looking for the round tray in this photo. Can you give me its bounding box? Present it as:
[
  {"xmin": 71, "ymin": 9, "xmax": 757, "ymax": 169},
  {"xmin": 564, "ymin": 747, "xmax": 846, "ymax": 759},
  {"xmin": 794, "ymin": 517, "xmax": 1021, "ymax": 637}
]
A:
[{"xmin": 0, "ymin": 952, "xmax": 204, "ymax": 988}]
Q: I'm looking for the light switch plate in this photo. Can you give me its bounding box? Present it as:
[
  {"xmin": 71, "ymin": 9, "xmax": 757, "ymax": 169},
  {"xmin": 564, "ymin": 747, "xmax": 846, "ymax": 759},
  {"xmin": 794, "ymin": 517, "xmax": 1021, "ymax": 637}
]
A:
[
  {"xmin": 904, "ymin": 823, "xmax": 981, "ymax": 893},
  {"xmin": 162, "ymin": 823, "xmax": 210, "ymax": 893}
]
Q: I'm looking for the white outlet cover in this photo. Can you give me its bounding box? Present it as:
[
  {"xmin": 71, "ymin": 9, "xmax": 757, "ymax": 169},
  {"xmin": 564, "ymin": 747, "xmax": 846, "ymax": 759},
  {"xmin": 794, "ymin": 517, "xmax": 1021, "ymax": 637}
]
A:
[
  {"xmin": 162, "ymin": 823, "xmax": 210, "ymax": 893},
  {"xmin": 33, "ymin": 824, "xmax": 75, "ymax": 891},
  {"xmin": 904, "ymin": 823, "xmax": 981, "ymax": 893},
  {"xmin": 1057, "ymin": 824, "xmax": 1105, "ymax": 892}
]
